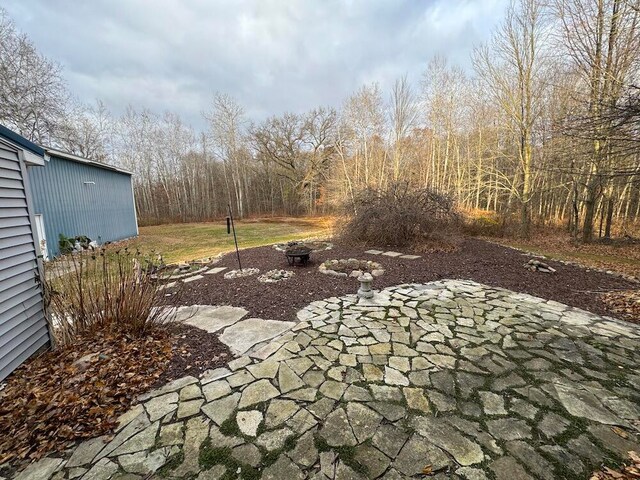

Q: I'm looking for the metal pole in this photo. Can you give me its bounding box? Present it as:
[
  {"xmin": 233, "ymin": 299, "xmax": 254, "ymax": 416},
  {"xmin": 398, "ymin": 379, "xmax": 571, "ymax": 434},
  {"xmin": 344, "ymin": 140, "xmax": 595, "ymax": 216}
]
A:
[{"xmin": 228, "ymin": 203, "xmax": 242, "ymax": 271}]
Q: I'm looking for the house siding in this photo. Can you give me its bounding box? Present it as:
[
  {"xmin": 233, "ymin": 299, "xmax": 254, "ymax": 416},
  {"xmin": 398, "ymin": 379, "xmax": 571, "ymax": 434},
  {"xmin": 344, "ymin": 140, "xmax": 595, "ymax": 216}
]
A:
[
  {"xmin": 0, "ymin": 140, "xmax": 48, "ymax": 381},
  {"xmin": 29, "ymin": 154, "xmax": 138, "ymax": 257}
]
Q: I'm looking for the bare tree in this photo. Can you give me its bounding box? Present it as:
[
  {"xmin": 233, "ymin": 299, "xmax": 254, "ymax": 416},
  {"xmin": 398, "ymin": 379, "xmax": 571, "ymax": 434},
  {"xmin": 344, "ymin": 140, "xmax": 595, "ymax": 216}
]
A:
[
  {"xmin": 473, "ymin": 0, "xmax": 549, "ymax": 237},
  {"xmin": 0, "ymin": 8, "xmax": 69, "ymax": 143}
]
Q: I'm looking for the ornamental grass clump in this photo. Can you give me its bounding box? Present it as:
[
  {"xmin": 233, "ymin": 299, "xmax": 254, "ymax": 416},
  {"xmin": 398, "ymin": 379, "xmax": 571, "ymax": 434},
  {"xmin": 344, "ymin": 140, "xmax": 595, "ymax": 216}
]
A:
[{"xmin": 44, "ymin": 247, "xmax": 178, "ymax": 347}]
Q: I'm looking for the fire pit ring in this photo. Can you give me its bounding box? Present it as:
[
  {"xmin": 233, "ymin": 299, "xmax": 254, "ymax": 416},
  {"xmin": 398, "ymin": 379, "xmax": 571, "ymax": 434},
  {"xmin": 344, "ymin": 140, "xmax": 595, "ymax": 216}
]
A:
[{"xmin": 284, "ymin": 246, "xmax": 312, "ymax": 266}]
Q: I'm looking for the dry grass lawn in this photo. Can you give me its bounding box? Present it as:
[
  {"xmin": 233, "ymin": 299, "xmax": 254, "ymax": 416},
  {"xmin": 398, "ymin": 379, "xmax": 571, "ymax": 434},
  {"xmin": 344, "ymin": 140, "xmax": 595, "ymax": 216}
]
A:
[{"xmin": 121, "ymin": 217, "xmax": 333, "ymax": 263}]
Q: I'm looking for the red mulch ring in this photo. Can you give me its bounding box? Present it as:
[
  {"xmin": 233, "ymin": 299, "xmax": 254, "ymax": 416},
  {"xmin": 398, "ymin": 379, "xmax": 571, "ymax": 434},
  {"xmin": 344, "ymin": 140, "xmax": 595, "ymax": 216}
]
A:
[
  {"xmin": 177, "ymin": 238, "xmax": 637, "ymax": 322},
  {"xmin": 0, "ymin": 323, "xmax": 231, "ymax": 472}
]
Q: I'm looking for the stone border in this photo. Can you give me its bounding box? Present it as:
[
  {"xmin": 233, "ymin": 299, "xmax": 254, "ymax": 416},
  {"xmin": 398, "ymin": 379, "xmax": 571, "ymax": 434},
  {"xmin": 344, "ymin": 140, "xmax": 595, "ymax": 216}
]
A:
[{"xmin": 318, "ymin": 259, "xmax": 384, "ymax": 278}]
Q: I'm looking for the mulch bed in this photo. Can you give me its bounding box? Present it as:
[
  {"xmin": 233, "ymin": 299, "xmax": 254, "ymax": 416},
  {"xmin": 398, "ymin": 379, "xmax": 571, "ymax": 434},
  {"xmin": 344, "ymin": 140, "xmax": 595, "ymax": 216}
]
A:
[
  {"xmin": 0, "ymin": 330, "xmax": 172, "ymax": 468},
  {"xmin": 0, "ymin": 323, "xmax": 231, "ymax": 472},
  {"xmin": 178, "ymin": 237, "xmax": 637, "ymax": 321},
  {"xmin": 155, "ymin": 324, "xmax": 232, "ymax": 386}
]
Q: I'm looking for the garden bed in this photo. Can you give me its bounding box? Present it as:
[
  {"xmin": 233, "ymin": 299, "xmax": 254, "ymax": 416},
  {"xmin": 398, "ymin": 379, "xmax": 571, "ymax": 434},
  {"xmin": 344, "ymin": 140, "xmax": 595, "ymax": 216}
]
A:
[
  {"xmin": 0, "ymin": 323, "xmax": 230, "ymax": 473},
  {"xmin": 177, "ymin": 238, "xmax": 637, "ymax": 322}
]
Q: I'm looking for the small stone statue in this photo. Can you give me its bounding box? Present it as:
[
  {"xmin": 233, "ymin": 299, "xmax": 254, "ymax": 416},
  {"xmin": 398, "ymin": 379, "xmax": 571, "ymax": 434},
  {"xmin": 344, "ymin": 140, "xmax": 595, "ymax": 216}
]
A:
[{"xmin": 357, "ymin": 273, "xmax": 374, "ymax": 299}]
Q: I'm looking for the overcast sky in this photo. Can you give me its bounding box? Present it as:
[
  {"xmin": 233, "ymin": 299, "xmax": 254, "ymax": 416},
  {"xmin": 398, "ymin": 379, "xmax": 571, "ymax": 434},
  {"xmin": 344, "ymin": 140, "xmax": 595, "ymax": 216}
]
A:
[{"xmin": 4, "ymin": 0, "xmax": 508, "ymax": 129}]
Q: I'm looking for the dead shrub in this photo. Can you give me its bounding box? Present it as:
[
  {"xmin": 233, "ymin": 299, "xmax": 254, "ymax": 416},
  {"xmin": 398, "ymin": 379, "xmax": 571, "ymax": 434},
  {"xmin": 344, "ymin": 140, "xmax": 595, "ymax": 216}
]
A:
[
  {"xmin": 338, "ymin": 182, "xmax": 460, "ymax": 249},
  {"xmin": 43, "ymin": 248, "xmax": 180, "ymax": 347}
]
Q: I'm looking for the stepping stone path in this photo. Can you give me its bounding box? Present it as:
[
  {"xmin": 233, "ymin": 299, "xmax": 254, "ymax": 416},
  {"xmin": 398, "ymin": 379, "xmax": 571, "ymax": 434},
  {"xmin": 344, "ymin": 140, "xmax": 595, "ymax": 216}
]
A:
[
  {"xmin": 12, "ymin": 280, "xmax": 640, "ymax": 480},
  {"xmin": 365, "ymin": 249, "xmax": 421, "ymax": 260}
]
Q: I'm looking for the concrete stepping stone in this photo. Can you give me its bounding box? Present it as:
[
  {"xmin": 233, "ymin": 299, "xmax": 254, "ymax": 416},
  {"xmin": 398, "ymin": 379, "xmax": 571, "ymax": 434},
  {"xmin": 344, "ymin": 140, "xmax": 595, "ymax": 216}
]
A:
[
  {"xmin": 204, "ymin": 267, "xmax": 227, "ymax": 275},
  {"xmin": 381, "ymin": 251, "xmax": 403, "ymax": 257},
  {"xmin": 183, "ymin": 274, "xmax": 204, "ymax": 283},
  {"xmin": 174, "ymin": 305, "xmax": 248, "ymax": 333},
  {"xmin": 219, "ymin": 318, "xmax": 295, "ymax": 355},
  {"xmin": 400, "ymin": 254, "xmax": 421, "ymax": 260},
  {"xmin": 364, "ymin": 250, "xmax": 383, "ymax": 255}
]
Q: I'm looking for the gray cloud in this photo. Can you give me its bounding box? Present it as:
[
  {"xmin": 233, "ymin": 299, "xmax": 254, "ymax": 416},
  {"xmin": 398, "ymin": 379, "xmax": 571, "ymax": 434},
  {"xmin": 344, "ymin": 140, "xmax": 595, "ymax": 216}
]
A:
[{"xmin": 4, "ymin": 0, "xmax": 507, "ymax": 128}]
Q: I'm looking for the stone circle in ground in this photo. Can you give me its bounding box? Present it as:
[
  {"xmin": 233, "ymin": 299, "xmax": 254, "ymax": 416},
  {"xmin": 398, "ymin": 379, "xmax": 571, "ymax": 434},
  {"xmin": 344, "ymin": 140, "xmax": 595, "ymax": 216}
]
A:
[
  {"xmin": 23, "ymin": 279, "xmax": 640, "ymax": 480},
  {"xmin": 319, "ymin": 258, "xmax": 384, "ymax": 278},
  {"xmin": 273, "ymin": 240, "xmax": 333, "ymax": 252},
  {"xmin": 258, "ymin": 269, "xmax": 294, "ymax": 283},
  {"xmin": 224, "ymin": 267, "xmax": 260, "ymax": 279}
]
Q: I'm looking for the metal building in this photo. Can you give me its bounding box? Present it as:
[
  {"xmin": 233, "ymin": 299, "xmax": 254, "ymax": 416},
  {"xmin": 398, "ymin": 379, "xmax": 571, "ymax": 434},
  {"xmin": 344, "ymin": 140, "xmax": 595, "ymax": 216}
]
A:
[
  {"xmin": 0, "ymin": 126, "xmax": 48, "ymax": 381},
  {"xmin": 28, "ymin": 148, "xmax": 138, "ymax": 259}
]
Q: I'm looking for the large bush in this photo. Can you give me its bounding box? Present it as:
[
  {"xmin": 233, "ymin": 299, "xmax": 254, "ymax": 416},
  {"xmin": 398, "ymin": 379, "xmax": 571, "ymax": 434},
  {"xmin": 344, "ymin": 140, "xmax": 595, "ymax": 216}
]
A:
[{"xmin": 339, "ymin": 182, "xmax": 460, "ymax": 248}]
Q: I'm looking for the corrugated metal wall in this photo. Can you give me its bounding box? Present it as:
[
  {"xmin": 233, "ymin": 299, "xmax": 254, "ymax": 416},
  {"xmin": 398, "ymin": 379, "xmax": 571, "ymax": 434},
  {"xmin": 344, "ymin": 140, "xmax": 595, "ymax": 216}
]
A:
[
  {"xmin": 29, "ymin": 154, "xmax": 138, "ymax": 257},
  {"xmin": 0, "ymin": 140, "xmax": 48, "ymax": 381}
]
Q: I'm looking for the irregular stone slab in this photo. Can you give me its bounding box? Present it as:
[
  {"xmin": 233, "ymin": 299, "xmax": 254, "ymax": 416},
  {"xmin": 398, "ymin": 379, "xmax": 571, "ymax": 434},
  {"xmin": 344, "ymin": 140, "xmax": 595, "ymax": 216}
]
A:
[
  {"xmin": 236, "ymin": 410, "xmax": 263, "ymax": 437},
  {"xmin": 137, "ymin": 376, "xmax": 198, "ymax": 401},
  {"xmin": 279, "ymin": 362, "xmax": 305, "ymax": 393},
  {"xmin": 183, "ymin": 274, "xmax": 204, "ymax": 283},
  {"xmin": 118, "ymin": 447, "xmax": 173, "ymax": 475},
  {"xmin": 346, "ymin": 402, "xmax": 382, "ymax": 442},
  {"xmin": 266, "ymin": 399, "xmax": 300, "ymax": 428},
  {"xmin": 394, "ymin": 434, "xmax": 451, "ymax": 476},
  {"xmin": 144, "ymin": 392, "xmax": 178, "ymax": 422},
  {"xmin": 82, "ymin": 458, "xmax": 119, "ymax": 480},
  {"xmin": 219, "ymin": 318, "xmax": 295, "ymax": 355},
  {"xmin": 372, "ymin": 424, "xmax": 410, "ymax": 458},
  {"xmin": 112, "ymin": 421, "xmax": 159, "ymax": 456},
  {"xmin": 172, "ymin": 416, "xmax": 210, "ymax": 478},
  {"xmin": 67, "ymin": 436, "xmax": 107, "ymax": 468},
  {"xmin": 262, "ymin": 455, "xmax": 305, "ymax": 480},
  {"xmin": 201, "ymin": 392, "xmax": 240, "ymax": 425},
  {"xmin": 486, "ymin": 418, "xmax": 531, "ymax": 441},
  {"xmin": 553, "ymin": 382, "xmax": 623, "ymax": 425},
  {"xmin": 178, "ymin": 305, "xmax": 248, "ymax": 333},
  {"xmin": 202, "ymin": 380, "xmax": 232, "ymax": 402},
  {"xmin": 238, "ymin": 379, "xmax": 280, "ymax": 409},
  {"xmin": 256, "ymin": 428, "xmax": 295, "ymax": 451},
  {"xmin": 204, "ymin": 267, "xmax": 227, "ymax": 274},
  {"xmin": 319, "ymin": 408, "xmax": 357, "ymax": 447},
  {"xmin": 14, "ymin": 457, "xmax": 63, "ymax": 480},
  {"xmin": 288, "ymin": 430, "xmax": 318, "ymax": 467},
  {"xmin": 354, "ymin": 444, "xmax": 391, "ymax": 478},
  {"xmin": 414, "ymin": 416, "xmax": 484, "ymax": 465},
  {"xmin": 490, "ymin": 456, "xmax": 534, "ymax": 480},
  {"xmin": 479, "ymin": 391, "xmax": 507, "ymax": 415}
]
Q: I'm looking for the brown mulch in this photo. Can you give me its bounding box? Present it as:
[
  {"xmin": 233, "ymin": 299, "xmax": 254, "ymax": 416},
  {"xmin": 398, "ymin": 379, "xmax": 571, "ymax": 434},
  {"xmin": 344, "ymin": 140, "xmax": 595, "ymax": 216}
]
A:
[
  {"xmin": 0, "ymin": 323, "xmax": 231, "ymax": 472},
  {"xmin": 178, "ymin": 237, "xmax": 637, "ymax": 322},
  {"xmin": 590, "ymin": 451, "xmax": 640, "ymax": 479},
  {"xmin": 154, "ymin": 324, "xmax": 232, "ymax": 386}
]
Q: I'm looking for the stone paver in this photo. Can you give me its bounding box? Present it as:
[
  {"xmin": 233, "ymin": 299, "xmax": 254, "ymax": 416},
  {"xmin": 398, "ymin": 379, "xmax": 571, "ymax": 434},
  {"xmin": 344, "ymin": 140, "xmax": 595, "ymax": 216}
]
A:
[{"xmin": 13, "ymin": 280, "xmax": 640, "ymax": 480}]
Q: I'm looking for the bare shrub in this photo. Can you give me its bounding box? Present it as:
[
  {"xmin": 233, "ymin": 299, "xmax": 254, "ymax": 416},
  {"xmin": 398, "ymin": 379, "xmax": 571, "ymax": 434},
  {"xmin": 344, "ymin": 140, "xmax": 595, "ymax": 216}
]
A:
[
  {"xmin": 338, "ymin": 182, "xmax": 460, "ymax": 249},
  {"xmin": 43, "ymin": 248, "xmax": 180, "ymax": 347}
]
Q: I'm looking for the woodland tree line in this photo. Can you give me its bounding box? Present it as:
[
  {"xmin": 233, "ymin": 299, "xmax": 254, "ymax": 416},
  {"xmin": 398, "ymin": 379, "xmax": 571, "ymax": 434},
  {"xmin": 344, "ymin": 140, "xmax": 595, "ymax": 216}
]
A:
[{"xmin": 1, "ymin": 0, "xmax": 639, "ymax": 241}]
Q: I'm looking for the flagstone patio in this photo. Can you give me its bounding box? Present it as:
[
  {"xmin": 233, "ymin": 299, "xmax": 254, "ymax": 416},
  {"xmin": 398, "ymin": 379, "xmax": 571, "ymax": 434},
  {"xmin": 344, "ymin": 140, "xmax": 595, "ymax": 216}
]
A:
[{"xmin": 11, "ymin": 279, "xmax": 640, "ymax": 480}]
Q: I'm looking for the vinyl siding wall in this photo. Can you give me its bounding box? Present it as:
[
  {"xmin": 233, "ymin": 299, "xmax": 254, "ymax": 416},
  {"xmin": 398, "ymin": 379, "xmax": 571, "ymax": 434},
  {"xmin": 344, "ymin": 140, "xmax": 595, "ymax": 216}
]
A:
[
  {"xmin": 29, "ymin": 154, "xmax": 138, "ymax": 257},
  {"xmin": 0, "ymin": 140, "xmax": 48, "ymax": 381}
]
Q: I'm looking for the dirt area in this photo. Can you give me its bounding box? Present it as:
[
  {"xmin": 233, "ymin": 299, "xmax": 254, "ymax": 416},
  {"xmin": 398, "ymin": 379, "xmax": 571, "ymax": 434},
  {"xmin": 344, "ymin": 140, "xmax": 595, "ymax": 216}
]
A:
[{"xmin": 178, "ymin": 237, "xmax": 637, "ymax": 322}]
